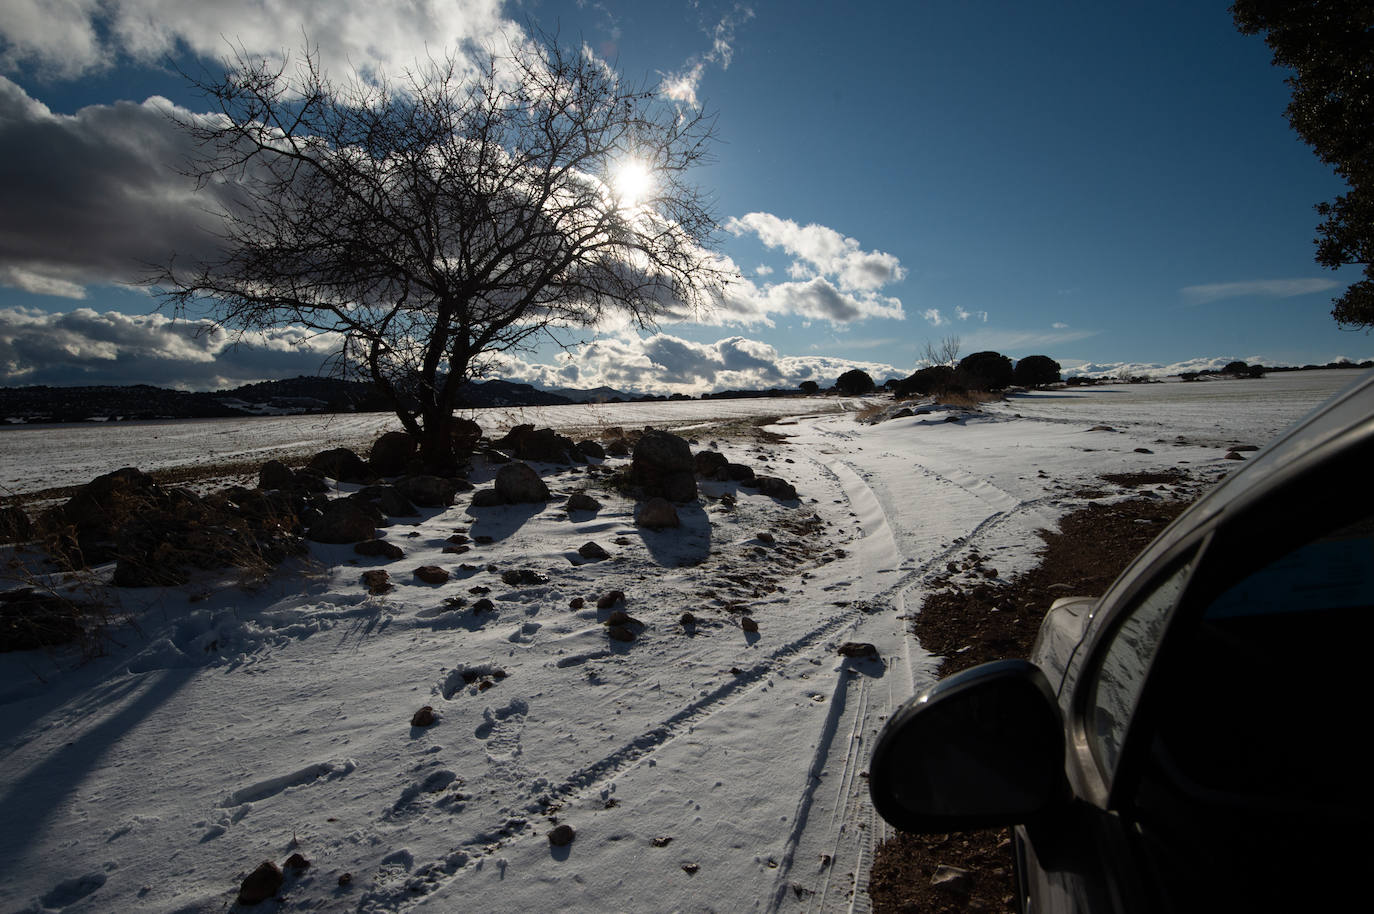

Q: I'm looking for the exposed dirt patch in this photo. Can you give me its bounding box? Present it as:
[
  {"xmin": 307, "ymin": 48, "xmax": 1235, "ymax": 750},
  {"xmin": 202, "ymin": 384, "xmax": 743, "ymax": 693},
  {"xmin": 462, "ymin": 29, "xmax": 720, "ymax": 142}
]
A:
[
  {"xmin": 867, "ymin": 496, "xmax": 1192, "ymax": 914},
  {"xmin": 1100, "ymin": 468, "xmax": 1189, "ymax": 488}
]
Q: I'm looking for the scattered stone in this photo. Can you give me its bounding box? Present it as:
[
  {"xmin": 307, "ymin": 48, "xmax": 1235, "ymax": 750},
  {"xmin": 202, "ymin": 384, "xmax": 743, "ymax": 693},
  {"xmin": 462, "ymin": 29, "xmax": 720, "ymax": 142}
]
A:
[
  {"xmin": 362, "ymin": 569, "xmax": 392, "ymax": 595},
  {"xmin": 576, "ymin": 439, "xmax": 606, "ymax": 459},
  {"xmin": 472, "ymin": 598, "xmax": 495, "ymax": 613},
  {"xmin": 413, "ymin": 565, "xmax": 450, "ymax": 585},
  {"xmin": 1087, "ymin": 425, "xmax": 1116, "ymax": 432},
  {"xmin": 838, "ymin": 642, "xmax": 879, "ymax": 660},
  {"xmin": 891, "ymin": 407, "xmax": 915, "ymax": 419},
  {"xmin": 353, "ymin": 485, "xmax": 419, "ymax": 517},
  {"xmin": 757, "ymin": 531, "xmax": 775, "ymax": 545},
  {"xmin": 682, "ymin": 863, "xmax": 700, "ymax": 875},
  {"xmin": 442, "ymin": 544, "xmax": 469, "ymax": 555},
  {"xmin": 605, "ymin": 609, "xmax": 638, "ymax": 627},
  {"xmin": 740, "ymin": 616, "xmax": 759, "ymax": 633},
  {"xmin": 494, "ymin": 462, "xmax": 550, "ymax": 503},
  {"xmin": 570, "ymin": 597, "xmax": 585, "ymax": 610},
  {"xmin": 651, "ymin": 836, "xmax": 673, "ymax": 847},
  {"xmin": 236, "ymin": 860, "xmax": 284, "ymax": 906},
  {"xmin": 753, "ymin": 476, "xmax": 798, "ymax": 500},
  {"xmin": 411, "ymin": 706, "xmax": 437, "ymax": 727},
  {"xmin": 338, "ymin": 873, "xmax": 352, "ymax": 887},
  {"xmin": 1223, "ymin": 451, "xmax": 1246, "ymax": 461},
  {"xmin": 596, "ymin": 590, "xmax": 625, "ymax": 609},
  {"xmin": 565, "ymin": 491, "xmax": 602, "ymax": 513},
  {"xmin": 283, "ymin": 853, "xmax": 310, "ymax": 871},
  {"xmin": 354, "ymin": 539, "xmax": 404, "ymax": 560},
  {"xmin": 607, "ymin": 625, "xmax": 635, "ymax": 642},
  {"xmin": 931, "ymin": 864, "xmax": 973, "ymax": 896},
  {"xmin": 679, "ymin": 611, "xmax": 696, "ymax": 626},
  {"xmin": 1134, "ymin": 448, "xmax": 1154, "ymax": 454},
  {"xmin": 724, "ymin": 463, "xmax": 755, "ymax": 483},
  {"xmin": 635, "ymin": 497, "xmax": 680, "ymax": 529},
  {"xmin": 578, "ymin": 541, "xmax": 610, "ymax": 560},
  {"xmin": 308, "ymin": 500, "xmax": 378, "ymax": 544},
  {"xmin": 548, "ymin": 824, "xmax": 576, "ymax": 847},
  {"xmin": 369, "ymin": 431, "xmax": 418, "ymax": 476}
]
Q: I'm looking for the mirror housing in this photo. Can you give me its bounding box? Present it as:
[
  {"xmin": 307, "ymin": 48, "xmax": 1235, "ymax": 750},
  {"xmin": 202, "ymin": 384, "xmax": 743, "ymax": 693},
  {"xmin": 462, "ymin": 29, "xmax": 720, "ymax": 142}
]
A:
[{"xmin": 869, "ymin": 659, "xmax": 1067, "ymax": 832}]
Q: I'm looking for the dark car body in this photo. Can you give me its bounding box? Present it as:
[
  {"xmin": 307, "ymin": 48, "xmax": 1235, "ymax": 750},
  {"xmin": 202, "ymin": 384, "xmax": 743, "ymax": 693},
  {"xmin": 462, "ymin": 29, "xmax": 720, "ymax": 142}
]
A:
[{"xmin": 869, "ymin": 370, "xmax": 1373, "ymax": 913}]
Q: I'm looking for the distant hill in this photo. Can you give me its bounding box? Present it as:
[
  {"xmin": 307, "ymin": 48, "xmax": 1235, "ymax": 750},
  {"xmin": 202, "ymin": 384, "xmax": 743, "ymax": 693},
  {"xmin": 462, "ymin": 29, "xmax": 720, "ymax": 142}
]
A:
[{"xmin": 0, "ymin": 375, "xmax": 594, "ymax": 424}]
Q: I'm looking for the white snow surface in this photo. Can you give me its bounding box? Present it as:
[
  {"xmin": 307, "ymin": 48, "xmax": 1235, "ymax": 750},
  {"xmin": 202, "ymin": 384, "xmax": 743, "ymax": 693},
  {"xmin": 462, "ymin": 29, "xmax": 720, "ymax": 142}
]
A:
[{"xmin": 0, "ymin": 371, "xmax": 1360, "ymax": 913}]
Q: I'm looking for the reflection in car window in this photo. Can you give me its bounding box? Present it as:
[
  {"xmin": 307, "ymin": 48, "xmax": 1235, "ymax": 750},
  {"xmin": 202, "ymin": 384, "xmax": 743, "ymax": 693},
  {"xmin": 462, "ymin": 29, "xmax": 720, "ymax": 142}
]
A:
[
  {"xmin": 1088, "ymin": 561, "xmax": 1191, "ymax": 776},
  {"xmin": 1205, "ymin": 518, "xmax": 1374, "ymax": 619}
]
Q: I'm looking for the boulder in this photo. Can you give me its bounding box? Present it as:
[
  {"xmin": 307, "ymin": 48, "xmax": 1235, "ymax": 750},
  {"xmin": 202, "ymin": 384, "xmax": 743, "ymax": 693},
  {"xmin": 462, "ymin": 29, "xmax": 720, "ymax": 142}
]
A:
[
  {"xmin": 635, "ymin": 497, "xmax": 680, "ymax": 529},
  {"xmin": 548, "ymin": 824, "xmax": 576, "ymax": 847},
  {"xmin": 354, "ymin": 539, "xmax": 404, "ymax": 560},
  {"xmin": 694, "ymin": 450, "xmax": 729, "ymax": 478},
  {"xmin": 0, "ymin": 506, "xmax": 33, "ymax": 543},
  {"xmin": 724, "ymin": 463, "xmax": 755, "ymax": 483},
  {"xmin": 629, "ymin": 431, "xmax": 697, "ymax": 502},
  {"xmin": 470, "ymin": 489, "xmax": 503, "ymax": 508},
  {"xmin": 576, "ymin": 439, "xmax": 606, "ymax": 459},
  {"xmin": 352, "ymin": 485, "xmax": 418, "ymax": 517},
  {"xmin": 596, "ymin": 590, "xmax": 625, "ymax": 609},
  {"xmin": 394, "ymin": 475, "xmax": 458, "ymax": 508},
  {"xmin": 578, "ymin": 541, "xmax": 610, "ymax": 560},
  {"xmin": 754, "ymin": 476, "xmax": 799, "ymax": 500},
  {"xmin": 413, "ymin": 565, "xmax": 451, "ymax": 585},
  {"xmin": 605, "ymin": 437, "xmax": 632, "ymax": 457},
  {"xmin": 369, "ymin": 431, "xmax": 418, "ymax": 476},
  {"xmin": 308, "ymin": 447, "xmax": 371, "ymax": 483},
  {"xmin": 499, "ymin": 426, "xmax": 576, "ymax": 463},
  {"xmin": 236, "ymin": 860, "xmax": 284, "ymax": 906},
  {"xmin": 494, "ymin": 463, "xmax": 550, "ymax": 504},
  {"xmin": 565, "ymin": 492, "xmax": 602, "ymax": 513},
  {"xmin": 308, "ymin": 500, "xmax": 378, "ymax": 544},
  {"xmin": 258, "ymin": 459, "xmax": 296, "ymax": 491}
]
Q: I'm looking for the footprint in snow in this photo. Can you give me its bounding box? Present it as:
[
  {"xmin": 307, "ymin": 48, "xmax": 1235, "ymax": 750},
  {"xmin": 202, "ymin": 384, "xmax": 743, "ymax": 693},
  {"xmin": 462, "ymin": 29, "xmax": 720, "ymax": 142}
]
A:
[{"xmin": 474, "ymin": 698, "xmax": 528, "ymax": 761}]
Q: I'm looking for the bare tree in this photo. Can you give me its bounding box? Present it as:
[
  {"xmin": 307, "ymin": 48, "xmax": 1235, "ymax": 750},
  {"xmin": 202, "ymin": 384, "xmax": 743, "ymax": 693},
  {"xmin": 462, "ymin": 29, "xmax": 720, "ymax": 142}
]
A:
[
  {"xmin": 157, "ymin": 37, "xmax": 726, "ymax": 469},
  {"xmin": 922, "ymin": 336, "xmax": 961, "ymax": 367}
]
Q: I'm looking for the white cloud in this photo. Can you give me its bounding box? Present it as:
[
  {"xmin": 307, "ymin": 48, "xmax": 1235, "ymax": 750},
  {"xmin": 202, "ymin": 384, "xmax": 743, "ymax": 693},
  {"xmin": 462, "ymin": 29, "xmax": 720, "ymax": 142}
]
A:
[
  {"xmin": 726, "ymin": 212, "xmax": 906, "ymax": 292},
  {"xmin": 921, "ymin": 308, "xmax": 945, "ymax": 326},
  {"xmin": 954, "ymin": 306, "xmax": 987, "ymax": 323},
  {"xmin": 0, "ymin": 0, "xmax": 515, "ymax": 82},
  {"xmin": 658, "ymin": 3, "xmax": 754, "ymax": 107},
  {"xmin": 0, "ymin": 306, "xmax": 340, "ymax": 387},
  {"xmin": 1052, "ymin": 321, "xmax": 1069, "ymax": 329},
  {"xmin": 493, "ymin": 331, "xmax": 901, "ymax": 395},
  {"xmin": 1180, "ymin": 278, "xmax": 1343, "ymax": 305},
  {"xmin": 754, "ymin": 264, "xmax": 773, "ymax": 276}
]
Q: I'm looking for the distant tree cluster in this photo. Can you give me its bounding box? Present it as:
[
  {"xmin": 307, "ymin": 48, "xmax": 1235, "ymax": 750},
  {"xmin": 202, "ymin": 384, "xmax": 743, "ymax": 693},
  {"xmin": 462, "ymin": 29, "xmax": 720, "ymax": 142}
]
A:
[
  {"xmin": 890, "ymin": 350, "xmax": 1060, "ymax": 399},
  {"xmin": 834, "ymin": 369, "xmax": 876, "ymax": 395},
  {"xmin": 1232, "ymin": 0, "xmax": 1374, "ymax": 328}
]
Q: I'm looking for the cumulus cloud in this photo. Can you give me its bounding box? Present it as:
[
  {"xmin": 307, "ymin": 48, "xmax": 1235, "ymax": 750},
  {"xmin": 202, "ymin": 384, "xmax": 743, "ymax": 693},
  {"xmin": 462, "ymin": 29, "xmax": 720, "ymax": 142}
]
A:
[
  {"xmin": 0, "ymin": 0, "xmax": 515, "ymax": 82},
  {"xmin": 659, "ymin": 3, "xmax": 754, "ymax": 107},
  {"xmin": 954, "ymin": 306, "xmax": 988, "ymax": 323},
  {"xmin": 0, "ymin": 307, "xmax": 338, "ymax": 387},
  {"xmin": 0, "ymin": 78, "xmax": 226, "ymax": 297},
  {"xmin": 921, "ymin": 309, "xmax": 945, "ymax": 325},
  {"xmin": 726, "ymin": 212, "xmax": 905, "ymax": 292},
  {"xmin": 1180, "ymin": 278, "xmax": 1343, "ymax": 305},
  {"xmin": 492, "ymin": 331, "xmax": 901, "ymax": 396}
]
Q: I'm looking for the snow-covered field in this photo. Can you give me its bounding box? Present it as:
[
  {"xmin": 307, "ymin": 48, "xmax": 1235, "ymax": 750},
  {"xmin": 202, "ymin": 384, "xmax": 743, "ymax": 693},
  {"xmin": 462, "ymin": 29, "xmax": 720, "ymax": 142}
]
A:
[
  {"xmin": 0, "ymin": 396, "xmax": 858, "ymax": 497},
  {"xmin": 0, "ymin": 370, "xmax": 1362, "ymax": 913}
]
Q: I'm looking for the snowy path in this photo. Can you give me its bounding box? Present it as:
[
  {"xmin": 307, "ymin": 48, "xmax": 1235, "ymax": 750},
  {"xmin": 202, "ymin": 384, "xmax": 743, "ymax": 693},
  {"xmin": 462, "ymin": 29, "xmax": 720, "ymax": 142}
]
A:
[{"xmin": 0, "ymin": 373, "xmax": 1356, "ymax": 913}]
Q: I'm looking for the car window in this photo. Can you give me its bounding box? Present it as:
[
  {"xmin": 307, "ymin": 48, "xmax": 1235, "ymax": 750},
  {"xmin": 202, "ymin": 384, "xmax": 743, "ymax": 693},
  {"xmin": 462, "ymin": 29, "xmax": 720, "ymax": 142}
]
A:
[{"xmin": 1085, "ymin": 559, "xmax": 1193, "ymax": 776}]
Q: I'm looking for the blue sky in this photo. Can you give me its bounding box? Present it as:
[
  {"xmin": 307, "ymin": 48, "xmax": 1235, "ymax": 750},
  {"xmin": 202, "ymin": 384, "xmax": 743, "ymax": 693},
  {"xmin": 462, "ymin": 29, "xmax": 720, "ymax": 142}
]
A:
[{"xmin": 0, "ymin": 0, "xmax": 1368, "ymax": 393}]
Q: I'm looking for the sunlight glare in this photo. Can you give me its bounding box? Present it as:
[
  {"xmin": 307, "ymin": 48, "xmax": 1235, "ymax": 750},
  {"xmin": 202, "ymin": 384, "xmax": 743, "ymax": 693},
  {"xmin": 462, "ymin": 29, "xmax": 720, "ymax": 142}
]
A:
[{"xmin": 611, "ymin": 157, "xmax": 655, "ymax": 206}]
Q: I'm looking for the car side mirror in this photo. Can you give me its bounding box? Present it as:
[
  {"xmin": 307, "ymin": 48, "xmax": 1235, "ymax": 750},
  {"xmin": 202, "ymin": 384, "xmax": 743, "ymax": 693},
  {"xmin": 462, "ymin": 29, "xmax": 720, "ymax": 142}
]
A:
[{"xmin": 869, "ymin": 659, "xmax": 1067, "ymax": 832}]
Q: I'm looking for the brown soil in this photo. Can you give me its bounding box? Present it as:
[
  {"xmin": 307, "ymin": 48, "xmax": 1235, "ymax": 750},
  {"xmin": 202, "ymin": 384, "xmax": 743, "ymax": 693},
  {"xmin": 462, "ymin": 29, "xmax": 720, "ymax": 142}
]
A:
[{"xmin": 867, "ymin": 495, "xmax": 1192, "ymax": 914}]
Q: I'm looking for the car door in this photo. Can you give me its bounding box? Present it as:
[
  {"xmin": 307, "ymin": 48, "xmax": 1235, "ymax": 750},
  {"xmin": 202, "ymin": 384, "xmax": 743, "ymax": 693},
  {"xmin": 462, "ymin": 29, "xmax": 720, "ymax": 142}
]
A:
[{"xmin": 1041, "ymin": 432, "xmax": 1374, "ymax": 913}]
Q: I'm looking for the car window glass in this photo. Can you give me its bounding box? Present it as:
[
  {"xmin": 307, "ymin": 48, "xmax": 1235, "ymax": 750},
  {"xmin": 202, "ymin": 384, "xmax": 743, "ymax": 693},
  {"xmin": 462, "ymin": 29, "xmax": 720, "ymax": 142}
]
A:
[
  {"xmin": 1204, "ymin": 516, "xmax": 1374, "ymax": 620},
  {"xmin": 1086, "ymin": 560, "xmax": 1192, "ymax": 776}
]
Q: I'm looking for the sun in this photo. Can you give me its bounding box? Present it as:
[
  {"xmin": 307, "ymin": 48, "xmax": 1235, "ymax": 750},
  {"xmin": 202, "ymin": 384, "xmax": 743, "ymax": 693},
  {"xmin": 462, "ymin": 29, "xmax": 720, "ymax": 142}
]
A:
[{"xmin": 610, "ymin": 157, "xmax": 655, "ymax": 206}]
